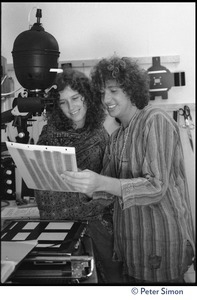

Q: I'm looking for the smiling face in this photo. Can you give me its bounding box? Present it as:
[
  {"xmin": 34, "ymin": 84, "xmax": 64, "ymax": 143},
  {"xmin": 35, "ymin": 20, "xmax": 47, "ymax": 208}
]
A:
[
  {"xmin": 59, "ymin": 86, "xmax": 87, "ymax": 129},
  {"xmin": 101, "ymin": 80, "xmax": 134, "ymax": 127}
]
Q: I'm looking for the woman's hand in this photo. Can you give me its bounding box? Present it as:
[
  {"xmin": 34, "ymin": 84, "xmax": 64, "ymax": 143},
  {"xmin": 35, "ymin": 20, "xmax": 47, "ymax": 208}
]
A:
[{"xmin": 61, "ymin": 169, "xmax": 101, "ymax": 196}]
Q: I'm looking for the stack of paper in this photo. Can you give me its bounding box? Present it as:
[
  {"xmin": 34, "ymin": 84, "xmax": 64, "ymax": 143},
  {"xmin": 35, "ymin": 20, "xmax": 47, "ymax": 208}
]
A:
[
  {"xmin": 1, "ymin": 240, "xmax": 37, "ymax": 283},
  {"xmin": 1, "ymin": 206, "xmax": 40, "ymax": 220}
]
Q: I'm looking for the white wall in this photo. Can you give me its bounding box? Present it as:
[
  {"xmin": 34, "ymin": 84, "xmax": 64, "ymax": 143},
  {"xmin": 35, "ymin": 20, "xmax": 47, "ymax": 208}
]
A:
[{"xmin": 1, "ymin": 3, "xmax": 195, "ymax": 60}]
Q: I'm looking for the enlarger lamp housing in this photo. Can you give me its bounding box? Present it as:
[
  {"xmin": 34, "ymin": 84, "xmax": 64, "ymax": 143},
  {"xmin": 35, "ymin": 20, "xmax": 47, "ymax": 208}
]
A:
[{"xmin": 12, "ymin": 21, "xmax": 60, "ymax": 90}]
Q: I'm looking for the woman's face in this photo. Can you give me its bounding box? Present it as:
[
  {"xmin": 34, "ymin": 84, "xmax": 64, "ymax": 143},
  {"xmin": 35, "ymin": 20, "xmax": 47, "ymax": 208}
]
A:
[
  {"xmin": 59, "ymin": 86, "xmax": 87, "ymax": 129},
  {"xmin": 101, "ymin": 80, "xmax": 134, "ymax": 124}
]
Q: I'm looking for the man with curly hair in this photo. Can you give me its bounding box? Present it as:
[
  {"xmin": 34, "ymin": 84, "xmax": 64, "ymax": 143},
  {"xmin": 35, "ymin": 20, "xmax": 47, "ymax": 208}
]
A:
[
  {"xmin": 34, "ymin": 68, "xmax": 122, "ymax": 283},
  {"xmin": 61, "ymin": 56, "xmax": 195, "ymax": 283}
]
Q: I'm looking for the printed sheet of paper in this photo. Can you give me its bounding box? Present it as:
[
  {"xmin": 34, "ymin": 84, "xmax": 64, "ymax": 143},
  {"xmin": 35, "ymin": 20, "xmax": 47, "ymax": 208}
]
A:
[
  {"xmin": 45, "ymin": 222, "xmax": 74, "ymax": 230},
  {"xmin": 6, "ymin": 141, "xmax": 77, "ymax": 192},
  {"xmin": 38, "ymin": 232, "xmax": 68, "ymax": 241}
]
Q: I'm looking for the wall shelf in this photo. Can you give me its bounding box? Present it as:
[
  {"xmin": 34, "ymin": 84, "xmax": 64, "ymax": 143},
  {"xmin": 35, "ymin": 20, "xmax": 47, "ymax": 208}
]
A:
[
  {"xmin": 150, "ymin": 102, "xmax": 195, "ymax": 112},
  {"xmin": 59, "ymin": 55, "xmax": 180, "ymax": 69}
]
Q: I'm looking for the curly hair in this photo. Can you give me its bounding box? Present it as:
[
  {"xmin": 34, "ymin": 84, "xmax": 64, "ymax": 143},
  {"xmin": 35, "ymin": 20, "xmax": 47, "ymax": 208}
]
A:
[
  {"xmin": 90, "ymin": 56, "xmax": 150, "ymax": 109},
  {"xmin": 48, "ymin": 68, "xmax": 106, "ymax": 131}
]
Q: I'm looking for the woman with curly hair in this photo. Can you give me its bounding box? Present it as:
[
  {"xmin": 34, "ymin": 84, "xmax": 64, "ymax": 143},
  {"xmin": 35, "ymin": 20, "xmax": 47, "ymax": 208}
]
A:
[
  {"xmin": 34, "ymin": 68, "xmax": 121, "ymax": 283},
  {"xmin": 61, "ymin": 56, "xmax": 195, "ymax": 283}
]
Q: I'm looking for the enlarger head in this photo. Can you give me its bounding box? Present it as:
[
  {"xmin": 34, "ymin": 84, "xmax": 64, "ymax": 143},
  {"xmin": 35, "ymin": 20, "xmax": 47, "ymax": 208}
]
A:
[
  {"xmin": 12, "ymin": 8, "xmax": 60, "ymax": 92},
  {"xmin": 1, "ymin": 8, "xmax": 61, "ymax": 143}
]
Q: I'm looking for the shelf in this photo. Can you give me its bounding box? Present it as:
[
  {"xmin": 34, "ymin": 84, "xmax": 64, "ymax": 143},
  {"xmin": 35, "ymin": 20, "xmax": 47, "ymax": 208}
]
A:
[{"xmin": 150, "ymin": 102, "xmax": 195, "ymax": 112}]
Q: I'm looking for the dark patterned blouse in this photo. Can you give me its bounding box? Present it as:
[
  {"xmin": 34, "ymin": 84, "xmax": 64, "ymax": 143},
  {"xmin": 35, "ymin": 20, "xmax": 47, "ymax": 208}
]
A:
[{"xmin": 34, "ymin": 122, "xmax": 110, "ymax": 221}]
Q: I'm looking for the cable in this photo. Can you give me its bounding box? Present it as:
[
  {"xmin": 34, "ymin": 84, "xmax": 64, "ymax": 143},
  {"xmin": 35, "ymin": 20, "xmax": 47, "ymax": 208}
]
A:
[
  {"xmin": 1, "ymin": 87, "xmax": 23, "ymax": 97},
  {"xmin": 28, "ymin": 6, "xmax": 39, "ymax": 29},
  {"xmin": 1, "ymin": 75, "xmax": 8, "ymax": 85}
]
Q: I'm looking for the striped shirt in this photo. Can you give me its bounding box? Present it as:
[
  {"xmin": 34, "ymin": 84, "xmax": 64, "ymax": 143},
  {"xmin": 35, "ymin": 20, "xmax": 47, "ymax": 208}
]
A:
[{"xmin": 93, "ymin": 104, "xmax": 195, "ymax": 282}]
